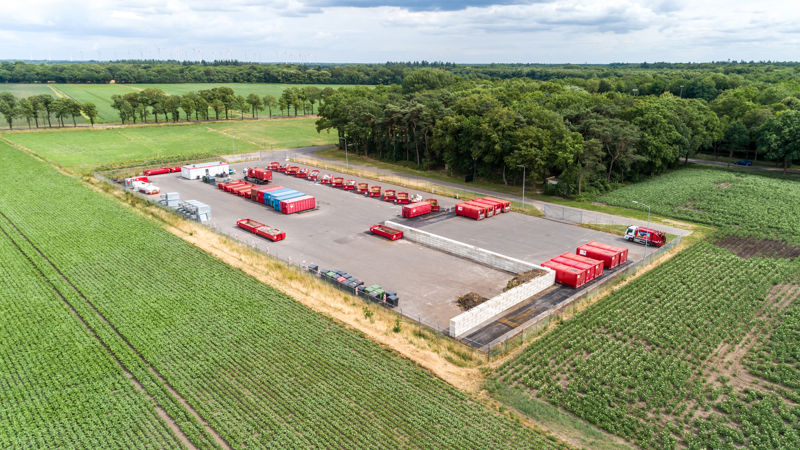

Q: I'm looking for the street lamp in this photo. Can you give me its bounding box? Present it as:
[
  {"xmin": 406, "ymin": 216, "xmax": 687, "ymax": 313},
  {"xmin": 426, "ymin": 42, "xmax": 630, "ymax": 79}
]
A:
[
  {"xmin": 632, "ymin": 88, "xmax": 638, "ymax": 97},
  {"xmin": 339, "ymin": 137, "xmax": 350, "ymax": 169},
  {"xmin": 517, "ymin": 165, "xmax": 526, "ymax": 211},
  {"xmin": 679, "ymin": 85, "xmax": 684, "ymax": 98},
  {"xmin": 632, "ymin": 200, "xmax": 651, "ymax": 261}
]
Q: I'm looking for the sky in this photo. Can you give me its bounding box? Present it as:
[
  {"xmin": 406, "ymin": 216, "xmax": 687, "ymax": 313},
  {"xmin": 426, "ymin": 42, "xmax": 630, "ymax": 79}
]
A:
[{"xmin": 2, "ymin": 0, "xmax": 799, "ymax": 64}]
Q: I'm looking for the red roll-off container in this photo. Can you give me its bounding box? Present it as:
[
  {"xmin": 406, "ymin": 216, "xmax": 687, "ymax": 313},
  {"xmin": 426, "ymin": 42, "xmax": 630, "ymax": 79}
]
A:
[
  {"xmin": 402, "ymin": 201, "xmax": 432, "ymax": 218},
  {"xmin": 455, "ymin": 202, "xmax": 485, "ymax": 220},
  {"xmin": 280, "ymin": 195, "xmax": 316, "ymax": 214},
  {"xmin": 383, "ymin": 189, "xmax": 396, "ymax": 201},
  {"xmin": 559, "ymin": 253, "xmax": 604, "ymax": 277},
  {"xmin": 470, "ymin": 198, "xmax": 501, "ymax": 216},
  {"xmin": 369, "ymin": 185, "xmax": 382, "ymax": 197},
  {"xmin": 143, "ymin": 167, "xmax": 170, "ymax": 176},
  {"xmin": 577, "ymin": 244, "xmax": 620, "ymax": 269},
  {"xmin": 541, "ymin": 260, "xmax": 587, "ymax": 288},
  {"xmin": 585, "ymin": 241, "xmax": 629, "ymax": 264},
  {"xmin": 254, "ymin": 185, "xmax": 286, "ymax": 203},
  {"xmin": 481, "ymin": 196, "xmax": 511, "ymax": 213},
  {"xmin": 550, "ymin": 256, "xmax": 596, "ymax": 281},
  {"xmin": 370, "ymin": 225, "xmax": 403, "ymax": 240}
]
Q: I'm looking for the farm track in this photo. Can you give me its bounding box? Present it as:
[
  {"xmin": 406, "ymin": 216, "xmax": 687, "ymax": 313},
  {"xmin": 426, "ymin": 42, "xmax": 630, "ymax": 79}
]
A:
[{"xmin": 0, "ymin": 209, "xmax": 229, "ymax": 450}]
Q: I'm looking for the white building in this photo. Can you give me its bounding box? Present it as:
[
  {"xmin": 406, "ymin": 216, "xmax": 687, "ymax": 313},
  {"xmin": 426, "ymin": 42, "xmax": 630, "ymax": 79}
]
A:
[{"xmin": 181, "ymin": 161, "xmax": 230, "ymax": 180}]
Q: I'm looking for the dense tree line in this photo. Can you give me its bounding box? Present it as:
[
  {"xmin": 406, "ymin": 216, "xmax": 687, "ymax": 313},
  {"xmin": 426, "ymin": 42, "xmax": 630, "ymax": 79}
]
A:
[
  {"xmin": 0, "ymin": 92, "xmax": 97, "ymax": 129},
  {"xmin": 317, "ymin": 69, "xmax": 800, "ymax": 195}
]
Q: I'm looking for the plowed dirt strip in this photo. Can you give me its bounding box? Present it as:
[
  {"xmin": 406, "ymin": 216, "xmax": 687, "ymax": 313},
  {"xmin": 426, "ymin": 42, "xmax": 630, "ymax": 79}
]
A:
[{"xmin": 0, "ymin": 211, "xmax": 227, "ymax": 450}]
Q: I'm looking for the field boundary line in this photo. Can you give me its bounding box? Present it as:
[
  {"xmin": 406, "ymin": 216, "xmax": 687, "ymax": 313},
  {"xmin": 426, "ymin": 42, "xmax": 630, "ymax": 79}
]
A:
[
  {"xmin": 0, "ymin": 210, "xmax": 230, "ymax": 450},
  {"xmin": 203, "ymin": 125, "xmax": 263, "ymax": 148},
  {"xmin": 47, "ymin": 85, "xmax": 91, "ymax": 121},
  {"xmin": 0, "ymin": 213, "xmax": 194, "ymax": 449}
]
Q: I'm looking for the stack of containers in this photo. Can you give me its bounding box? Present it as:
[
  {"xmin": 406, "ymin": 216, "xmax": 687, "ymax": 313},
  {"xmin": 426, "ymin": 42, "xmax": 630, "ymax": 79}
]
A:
[
  {"xmin": 280, "ymin": 196, "xmax": 316, "ymax": 214},
  {"xmin": 549, "ymin": 255, "xmax": 597, "ymax": 281},
  {"xmin": 270, "ymin": 190, "xmax": 306, "ymax": 209},
  {"xmin": 470, "ymin": 198, "xmax": 501, "ymax": 216},
  {"xmin": 559, "ymin": 253, "xmax": 604, "ymax": 278},
  {"xmin": 253, "ymin": 185, "xmax": 285, "ymax": 203},
  {"xmin": 480, "ymin": 197, "xmax": 511, "ymax": 212},
  {"xmin": 541, "ymin": 260, "xmax": 586, "ymax": 288},
  {"xmin": 577, "ymin": 244, "xmax": 621, "ymax": 269}
]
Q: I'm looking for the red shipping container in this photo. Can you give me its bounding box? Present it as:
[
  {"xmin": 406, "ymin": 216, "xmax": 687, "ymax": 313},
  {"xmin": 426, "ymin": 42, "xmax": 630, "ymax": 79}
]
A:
[
  {"xmin": 550, "ymin": 256, "xmax": 596, "ymax": 281},
  {"xmin": 455, "ymin": 202, "xmax": 486, "ymax": 220},
  {"xmin": 396, "ymin": 192, "xmax": 410, "ymax": 204},
  {"xmin": 370, "ymin": 224, "xmax": 403, "ymax": 240},
  {"xmin": 402, "ymin": 201, "xmax": 432, "ymax": 218},
  {"xmin": 577, "ymin": 245, "xmax": 620, "ymax": 269},
  {"xmin": 247, "ymin": 168, "xmax": 272, "ymax": 182},
  {"xmin": 424, "ymin": 198, "xmax": 440, "ymax": 211},
  {"xmin": 254, "ymin": 185, "xmax": 286, "ymax": 203},
  {"xmin": 369, "ymin": 185, "xmax": 382, "ymax": 197},
  {"xmin": 168, "ymin": 166, "xmax": 182, "ymax": 173},
  {"xmin": 267, "ymin": 161, "xmax": 280, "ymax": 170},
  {"xmin": 541, "ymin": 261, "xmax": 587, "ymax": 288},
  {"xmin": 470, "ymin": 198, "xmax": 501, "ymax": 216},
  {"xmin": 585, "ymin": 241, "xmax": 629, "ymax": 264},
  {"xmin": 465, "ymin": 201, "xmax": 493, "ymax": 217},
  {"xmin": 559, "ymin": 253, "xmax": 604, "ymax": 277},
  {"xmin": 231, "ymin": 183, "xmax": 254, "ymax": 195},
  {"xmin": 222, "ymin": 181, "xmax": 245, "ymax": 192},
  {"xmin": 481, "ymin": 196, "xmax": 511, "ymax": 213},
  {"xmin": 280, "ymin": 195, "xmax": 316, "ymax": 214}
]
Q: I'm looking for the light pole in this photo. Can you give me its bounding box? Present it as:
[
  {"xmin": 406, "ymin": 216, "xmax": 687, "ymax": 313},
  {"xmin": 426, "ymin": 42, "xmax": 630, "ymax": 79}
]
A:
[
  {"xmin": 517, "ymin": 164, "xmax": 526, "ymax": 211},
  {"xmin": 632, "ymin": 200, "xmax": 651, "ymax": 262},
  {"xmin": 340, "ymin": 137, "xmax": 350, "ymax": 170},
  {"xmin": 679, "ymin": 85, "xmax": 684, "ymax": 98},
  {"xmin": 632, "ymin": 88, "xmax": 638, "ymax": 97}
]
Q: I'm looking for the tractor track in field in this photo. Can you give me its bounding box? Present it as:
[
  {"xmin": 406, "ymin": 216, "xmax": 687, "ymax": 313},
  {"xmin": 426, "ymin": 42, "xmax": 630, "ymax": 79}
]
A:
[{"xmin": 0, "ymin": 210, "xmax": 230, "ymax": 450}]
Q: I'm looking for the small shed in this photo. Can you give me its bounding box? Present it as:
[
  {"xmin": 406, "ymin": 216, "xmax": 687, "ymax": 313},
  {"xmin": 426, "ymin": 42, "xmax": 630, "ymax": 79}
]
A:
[{"xmin": 181, "ymin": 161, "xmax": 230, "ymax": 180}]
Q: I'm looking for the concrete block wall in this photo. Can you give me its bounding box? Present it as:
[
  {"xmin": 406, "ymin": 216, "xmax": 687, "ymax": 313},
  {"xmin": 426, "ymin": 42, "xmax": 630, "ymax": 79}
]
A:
[
  {"xmin": 449, "ymin": 270, "xmax": 555, "ymax": 337},
  {"xmin": 384, "ymin": 221, "xmax": 538, "ymax": 273}
]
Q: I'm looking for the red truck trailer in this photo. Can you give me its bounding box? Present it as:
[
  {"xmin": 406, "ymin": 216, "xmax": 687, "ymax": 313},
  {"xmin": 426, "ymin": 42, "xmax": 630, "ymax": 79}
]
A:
[
  {"xmin": 455, "ymin": 202, "xmax": 486, "ymax": 220},
  {"xmin": 236, "ymin": 219, "xmax": 286, "ymax": 242},
  {"xmin": 143, "ymin": 167, "xmax": 170, "ymax": 176},
  {"xmin": 395, "ymin": 192, "xmax": 410, "ymax": 204},
  {"xmin": 308, "ymin": 170, "xmax": 320, "ymax": 181},
  {"xmin": 402, "ymin": 201, "xmax": 432, "ymax": 218},
  {"xmin": 280, "ymin": 195, "xmax": 316, "ymax": 214},
  {"xmin": 332, "ymin": 177, "xmax": 344, "ymax": 188},
  {"xmin": 623, "ymin": 226, "xmax": 666, "ymax": 249},
  {"xmin": 559, "ymin": 253, "xmax": 604, "ymax": 278},
  {"xmin": 577, "ymin": 244, "xmax": 621, "ymax": 269},
  {"xmin": 370, "ymin": 224, "xmax": 403, "ymax": 240},
  {"xmin": 541, "ymin": 261, "xmax": 587, "ymax": 288},
  {"xmin": 285, "ymin": 166, "xmax": 299, "ymax": 175},
  {"xmin": 343, "ymin": 179, "xmax": 356, "ymax": 190},
  {"xmin": 383, "ymin": 189, "xmax": 396, "ymax": 202},
  {"xmin": 369, "ymin": 185, "xmax": 382, "ymax": 197},
  {"xmin": 320, "ymin": 174, "xmax": 332, "ymax": 184},
  {"xmin": 296, "ymin": 168, "xmax": 309, "ymax": 178},
  {"xmin": 245, "ymin": 168, "xmax": 272, "ymax": 185},
  {"xmin": 550, "ymin": 256, "xmax": 597, "ymax": 281},
  {"xmin": 356, "ymin": 182, "xmax": 369, "ymax": 194}
]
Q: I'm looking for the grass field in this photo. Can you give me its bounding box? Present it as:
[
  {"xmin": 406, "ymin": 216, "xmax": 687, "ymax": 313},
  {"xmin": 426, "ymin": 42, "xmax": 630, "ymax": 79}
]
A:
[
  {"xmin": 1, "ymin": 118, "xmax": 335, "ymax": 172},
  {"xmin": 493, "ymin": 241, "xmax": 800, "ymax": 448},
  {"xmin": 0, "ymin": 141, "xmax": 560, "ymax": 448},
  {"xmin": 0, "ymin": 83, "xmax": 359, "ymax": 127},
  {"xmin": 598, "ymin": 167, "xmax": 800, "ymax": 241}
]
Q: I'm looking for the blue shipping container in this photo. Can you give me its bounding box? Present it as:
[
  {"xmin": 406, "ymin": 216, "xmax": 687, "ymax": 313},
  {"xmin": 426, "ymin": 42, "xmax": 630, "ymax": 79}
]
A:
[
  {"xmin": 271, "ymin": 191, "xmax": 306, "ymax": 209},
  {"xmin": 263, "ymin": 188, "xmax": 294, "ymax": 204}
]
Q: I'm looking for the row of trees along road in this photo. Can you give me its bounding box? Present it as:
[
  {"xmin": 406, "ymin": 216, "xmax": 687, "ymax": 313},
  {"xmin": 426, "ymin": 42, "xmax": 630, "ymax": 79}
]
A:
[
  {"xmin": 108, "ymin": 86, "xmax": 333, "ymax": 124},
  {"xmin": 0, "ymin": 92, "xmax": 97, "ymax": 128},
  {"xmin": 316, "ymin": 69, "xmax": 800, "ymax": 195}
]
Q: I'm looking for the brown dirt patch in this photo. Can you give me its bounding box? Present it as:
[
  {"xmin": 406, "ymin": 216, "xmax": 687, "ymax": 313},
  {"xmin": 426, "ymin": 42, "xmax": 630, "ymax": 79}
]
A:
[
  {"xmin": 457, "ymin": 292, "xmax": 488, "ymax": 311},
  {"xmin": 715, "ymin": 236, "xmax": 800, "ymax": 259},
  {"xmin": 505, "ymin": 269, "xmax": 548, "ymax": 291},
  {"xmin": 715, "ymin": 181, "xmax": 733, "ymax": 189},
  {"xmin": 677, "ymin": 203, "xmax": 705, "ymax": 213}
]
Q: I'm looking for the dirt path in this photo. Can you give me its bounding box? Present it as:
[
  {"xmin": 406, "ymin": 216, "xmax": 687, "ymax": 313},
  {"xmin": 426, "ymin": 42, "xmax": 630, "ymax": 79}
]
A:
[
  {"xmin": 47, "ymin": 85, "xmax": 91, "ymax": 121},
  {"xmin": 203, "ymin": 125, "xmax": 264, "ymax": 149}
]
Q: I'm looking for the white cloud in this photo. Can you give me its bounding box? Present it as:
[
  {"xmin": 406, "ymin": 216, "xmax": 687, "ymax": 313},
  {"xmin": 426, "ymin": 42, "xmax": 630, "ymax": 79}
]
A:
[{"xmin": 0, "ymin": 0, "xmax": 798, "ymax": 63}]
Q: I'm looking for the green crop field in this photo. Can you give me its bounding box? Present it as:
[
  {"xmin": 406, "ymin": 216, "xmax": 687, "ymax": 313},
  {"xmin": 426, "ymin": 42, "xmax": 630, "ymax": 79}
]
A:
[
  {"xmin": 597, "ymin": 168, "xmax": 800, "ymax": 241},
  {"xmin": 0, "ymin": 230, "xmax": 182, "ymax": 448},
  {"xmin": 0, "ymin": 141, "xmax": 559, "ymax": 448},
  {"xmin": 2, "ymin": 118, "xmax": 335, "ymax": 172},
  {"xmin": 55, "ymin": 84, "xmax": 135, "ymax": 123},
  {"xmin": 493, "ymin": 241, "xmax": 800, "ymax": 448}
]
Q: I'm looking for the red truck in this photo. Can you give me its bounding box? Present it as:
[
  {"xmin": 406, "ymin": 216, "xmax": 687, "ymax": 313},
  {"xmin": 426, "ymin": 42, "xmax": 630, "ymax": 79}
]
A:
[
  {"xmin": 624, "ymin": 226, "xmax": 666, "ymax": 248},
  {"xmin": 244, "ymin": 168, "xmax": 272, "ymax": 185},
  {"xmin": 236, "ymin": 219, "xmax": 285, "ymax": 242}
]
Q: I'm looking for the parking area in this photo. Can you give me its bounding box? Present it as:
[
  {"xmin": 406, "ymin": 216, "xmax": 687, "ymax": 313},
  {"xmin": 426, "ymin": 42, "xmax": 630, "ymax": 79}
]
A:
[{"xmin": 139, "ymin": 157, "xmax": 655, "ymax": 333}]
